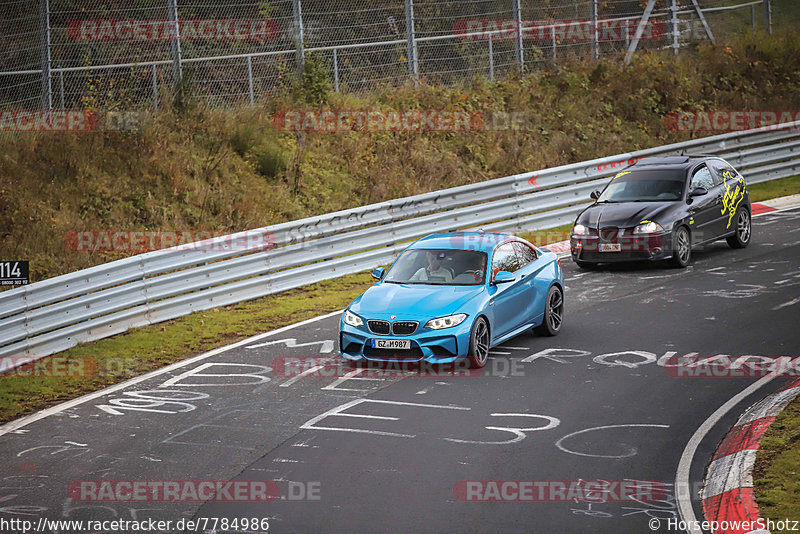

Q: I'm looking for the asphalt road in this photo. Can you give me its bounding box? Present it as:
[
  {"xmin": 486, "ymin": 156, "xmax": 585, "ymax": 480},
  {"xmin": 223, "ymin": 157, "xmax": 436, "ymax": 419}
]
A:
[{"xmin": 1, "ymin": 206, "xmax": 799, "ymax": 534}]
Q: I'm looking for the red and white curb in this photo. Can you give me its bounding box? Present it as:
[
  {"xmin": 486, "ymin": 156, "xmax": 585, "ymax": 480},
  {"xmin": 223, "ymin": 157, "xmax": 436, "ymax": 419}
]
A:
[{"xmin": 700, "ymin": 378, "xmax": 800, "ymax": 534}]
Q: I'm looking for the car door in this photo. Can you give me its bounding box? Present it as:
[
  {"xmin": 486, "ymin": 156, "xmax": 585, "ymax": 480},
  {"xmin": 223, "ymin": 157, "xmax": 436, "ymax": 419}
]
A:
[
  {"xmin": 686, "ymin": 164, "xmax": 720, "ymax": 244},
  {"xmin": 488, "ymin": 242, "xmax": 529, "ymax": 340},
  {"xmin": 512, "ymin": 241, "xmax": 548, "ymax": 324},
  {"xmin": 709, "ymin": 159, "xmax": 746, "ymax": 235}
]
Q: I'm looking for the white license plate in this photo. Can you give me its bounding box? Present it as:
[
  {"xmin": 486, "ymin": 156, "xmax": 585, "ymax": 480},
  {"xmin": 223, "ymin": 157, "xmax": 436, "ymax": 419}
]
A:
[
  {"xmin": 599, "ymin": 243, "xmax": 622, "ymax": 252},
  {"xmin": 372, "ymin": 339, "xmax": 411, "ymax": 349}
]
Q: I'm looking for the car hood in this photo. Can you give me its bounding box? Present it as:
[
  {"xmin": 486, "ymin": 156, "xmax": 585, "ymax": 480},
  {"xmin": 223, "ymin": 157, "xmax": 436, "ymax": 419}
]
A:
[
  {"xmin": 578, "ymin": 202, "xmax": 678, "ymax": 229},
  {"xmin": 349, "ymin": 282, "xmax": 484, "ymax": 319}
]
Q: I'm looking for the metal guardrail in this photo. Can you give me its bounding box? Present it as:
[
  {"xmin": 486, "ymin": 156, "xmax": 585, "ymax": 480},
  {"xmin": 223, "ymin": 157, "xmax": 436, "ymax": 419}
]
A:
[{"xmin": 1, "ymin": 121, "xmax": 799, "ymax": 363}]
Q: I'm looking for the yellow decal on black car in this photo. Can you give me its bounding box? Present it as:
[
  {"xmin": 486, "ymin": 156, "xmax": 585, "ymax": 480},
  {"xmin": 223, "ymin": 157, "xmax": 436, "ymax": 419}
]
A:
[{"xmin": 720, "ymin": 170, "xmax": 746, "ymax": 229}]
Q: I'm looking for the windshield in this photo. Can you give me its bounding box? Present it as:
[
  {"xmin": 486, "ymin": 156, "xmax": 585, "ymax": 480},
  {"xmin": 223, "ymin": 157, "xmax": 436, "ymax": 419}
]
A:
[
  {"xmin": 384, "ymin": 248, "xmax": 488, "ymax": 286},
  {"xmin": 597, "ymin": 169, "xmax": 686, "ymax": 202}
]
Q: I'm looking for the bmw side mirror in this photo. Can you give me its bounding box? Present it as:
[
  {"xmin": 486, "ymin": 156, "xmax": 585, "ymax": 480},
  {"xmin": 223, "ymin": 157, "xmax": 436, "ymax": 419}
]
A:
[
  {"xmin": 371, "ymin": 267, "xmax": 385, "ymax": 280},
  {"xmin": 689, "ymin": 187, "xmax": 708, "ymax": 197},
  {"xmin": 590, "ymin": 190, "xmax": 600, "ymax": 200},
  {"xmin": 492, "ymin": 271, "xmax": 515, "ymax": 284}
]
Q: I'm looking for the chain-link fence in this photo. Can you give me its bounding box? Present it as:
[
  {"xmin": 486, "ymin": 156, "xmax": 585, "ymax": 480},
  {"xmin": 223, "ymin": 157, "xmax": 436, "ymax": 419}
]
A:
[{"xmin": 0, "ymin": 0, "xmax": 787, "ymax": 111}]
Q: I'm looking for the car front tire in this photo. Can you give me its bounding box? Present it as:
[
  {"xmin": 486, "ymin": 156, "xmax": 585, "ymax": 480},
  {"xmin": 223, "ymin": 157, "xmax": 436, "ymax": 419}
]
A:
[
  {"xmin": 467, "ymin": 317, "xmax": 490, "ymax": 369},
  {"xmin": 669, "ymin": 226, "xmax": 691, "ymax": 268}
]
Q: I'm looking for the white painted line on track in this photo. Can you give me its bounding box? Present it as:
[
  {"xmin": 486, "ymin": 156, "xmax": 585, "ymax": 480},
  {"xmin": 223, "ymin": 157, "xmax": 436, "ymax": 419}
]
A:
[{"xmin": 0, "ymin": 310, "xmax": 344, "ymax": 438}]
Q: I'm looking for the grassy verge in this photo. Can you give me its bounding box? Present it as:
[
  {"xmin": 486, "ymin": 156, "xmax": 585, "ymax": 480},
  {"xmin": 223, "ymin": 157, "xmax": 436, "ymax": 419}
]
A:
[
  {"xmin": 754, "ymin": 393, "xmax": 800, "ymax": 530},
  {"xmin": 749, "ymin": 175, "xmax": 800, "ymax": 203}
]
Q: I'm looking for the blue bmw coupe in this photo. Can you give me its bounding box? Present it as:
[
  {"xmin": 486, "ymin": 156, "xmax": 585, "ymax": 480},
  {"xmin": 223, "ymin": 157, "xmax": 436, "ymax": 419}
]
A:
[{"xmin": 339, "ymin": 232, "xmax": 565, "ymax": 368}]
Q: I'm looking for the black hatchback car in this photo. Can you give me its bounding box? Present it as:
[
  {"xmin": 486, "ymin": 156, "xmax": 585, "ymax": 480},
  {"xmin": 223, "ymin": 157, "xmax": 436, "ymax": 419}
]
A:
[{"xmin": 570, "ymin": 156, "xmax": 751, "ymax": 268}]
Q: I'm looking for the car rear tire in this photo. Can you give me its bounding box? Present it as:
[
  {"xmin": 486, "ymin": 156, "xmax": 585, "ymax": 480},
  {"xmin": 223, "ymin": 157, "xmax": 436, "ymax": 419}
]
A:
[
  {"xmin": 726, "ymin": 209, "xmax": 751, "ymax": 249},
  {"xmin": 534, "ymin": 285, "xmax": 563, "ymax": 336},
  {"xmin": 669, "ymin": 226, "xmax": 691, "ymax": 268},
  {"xmin": 467, "ymin": 317, "xmax": 490, "ymax": 369}
]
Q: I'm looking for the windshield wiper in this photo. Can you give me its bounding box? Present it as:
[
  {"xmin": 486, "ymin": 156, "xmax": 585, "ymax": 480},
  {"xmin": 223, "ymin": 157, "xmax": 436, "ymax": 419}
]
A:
[{"xmin": 594, "ymin": 200, "xmax": 617, "ymax": 204}]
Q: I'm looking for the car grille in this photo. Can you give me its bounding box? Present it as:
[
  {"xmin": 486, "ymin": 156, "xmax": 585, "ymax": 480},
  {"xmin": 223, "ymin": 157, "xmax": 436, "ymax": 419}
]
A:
[
  {"xmin": 392, "ymin": 321, "xmax": 418, "ymax": 336},
  {"xmin": 367, "ymin": 320, "xmax": 390, "ymax": 335},
  {"xmin": 363, "ymin": 346, "xmax": 424, "ymax": 361},
  {"xmin": 579, "ymin": 251, "xmax": 653, "ymax": 262}
]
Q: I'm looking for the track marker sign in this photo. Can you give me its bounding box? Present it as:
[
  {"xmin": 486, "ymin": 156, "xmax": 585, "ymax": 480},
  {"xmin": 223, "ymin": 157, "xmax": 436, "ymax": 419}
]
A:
[{"xmin": 0, "ymin": 261, "xmax": 29, "ymax": 286}]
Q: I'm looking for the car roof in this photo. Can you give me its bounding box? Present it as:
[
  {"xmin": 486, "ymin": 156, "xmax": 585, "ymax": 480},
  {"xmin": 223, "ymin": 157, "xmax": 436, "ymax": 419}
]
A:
[
  {"xmin": 408, "ymin": 232, "xmax": 514, "ymax": 253},
  {"xmin": 630, "ymin": 155, "xmax": 725, "ymax": 171}
]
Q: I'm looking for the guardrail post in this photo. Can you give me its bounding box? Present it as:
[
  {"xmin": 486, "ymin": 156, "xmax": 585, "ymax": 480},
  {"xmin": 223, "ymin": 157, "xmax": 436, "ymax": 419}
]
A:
[
  {"xmin": 670, "ymin": 0, "xmax": 679, "ymax": 55},
  {"xmin": 405, "ymin": 0, "xmax": 419, "ymax": 87},
  {"xmin": 292, "ymin": 0, "xmax": 305, "ymax": 78},
  {"xmin": 247, "ymin": 55, "xmax": 254, "ymax": 107},
  {"xmin": 551, "ymin": 24, "xmax": 556, "ymax": 60},
  {"xmin": 39, "ymin": 0, "xmax": 52, "ymax": 111},
  {"xmin": 512, "ymin": 0, "xmax": 524, "ymax": 72},
  {"xmin": 488, "ymin": 35, "xmax": 494, "ymax": 82},
  {"xmin": 333, "ymin": 48, "xmax": 340, "ymax": 92},
  {"xmin": 763, "ymin": 0, "xmax": 772, "ymax": 34},
  {"xmin": 167, "ymin": 0, "xmax": 182, "ymax": 88},
  {"xmin": 590, "ymin": 0, "xmax": 599, "ymax": 60}
]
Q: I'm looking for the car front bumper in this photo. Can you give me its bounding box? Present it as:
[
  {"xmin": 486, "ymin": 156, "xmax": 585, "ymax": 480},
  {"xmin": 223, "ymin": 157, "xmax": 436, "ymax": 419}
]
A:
[
  {"xmin": 339, "ymin": 318, "xmax": 474, "ymax": 364},
  {"xmin": 570, "ymin": 231, "xmax": 673, "ymax": 263}
]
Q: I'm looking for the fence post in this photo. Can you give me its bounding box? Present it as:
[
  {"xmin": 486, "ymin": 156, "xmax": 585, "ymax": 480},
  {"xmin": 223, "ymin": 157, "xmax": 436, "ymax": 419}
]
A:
[
  {"xmin": 590, "ymin": 0, "xmax": 599, "ymax": 60},
  {"xmin": 512, "ymin": 0, "xmax": 524, "ymax": 72},
  {"xmin": 152, "ymin": 64, "xmax": 159, "ymax": 112},
  {"xmin": 333, "ymin": 48, "xmax": 340, "ymax": 92},
  {"xmin": 292, "ymin": 0, "xmax": 305, "ymax": 78},
  {"xmin": 624, "ymin": 0, "xmax": 657, "ymax": 65},
  {"xmin": 763, "ymin": 0, "xmax": 772, "ymax": 34},
  {"xmin": 247, "ymin": 55, "xmax": 254, "ymax": 107},
  {"xmin": 670, "ymin": 0, "xmax": 679, "ymax": 55},
  {"xmin": 39, "ymin": 0, "xmax": 52, "ymax": 111},
  {"xmin": 488, "ymin": 35, "xmax": 494, "ymax": 82},
  {"xmin": 551, "ymin": 24, "xmax": 557, "ymax": 60},
  {"xmin": 405, "ymin": 0, "xmax": 419, "ymax": 86},
  {"xmin": 58, "ymin": 68, "xmax": 64, "ymax": 109},
  {"xmin": 167, "ymin": 0, "xmax": 182, "ymax": 88}
]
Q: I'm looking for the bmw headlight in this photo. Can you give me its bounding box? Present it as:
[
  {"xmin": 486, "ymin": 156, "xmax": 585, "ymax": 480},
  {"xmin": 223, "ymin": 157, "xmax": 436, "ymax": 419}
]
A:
[
  {"xmin": 343, "ymin": 309, "xmax": 364, "ymax": 327},
  {"xmin": 572, "ymin": 224, "xmax": 588, "ymax": 236},
  {"xmin": 424, "ymin": 313, "xmax": 468, "ymax": 330},
  {"xmin": 633, "ymin": 221, "xmax": 665, "ymax": 234}
]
